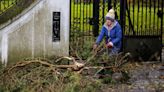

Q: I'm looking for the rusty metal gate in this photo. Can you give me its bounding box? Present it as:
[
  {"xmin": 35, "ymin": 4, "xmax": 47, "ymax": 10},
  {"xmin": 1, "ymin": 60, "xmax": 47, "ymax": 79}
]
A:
[{"xmin": 70, "ymin": 0, "xmax": 163, "ymax": 61}]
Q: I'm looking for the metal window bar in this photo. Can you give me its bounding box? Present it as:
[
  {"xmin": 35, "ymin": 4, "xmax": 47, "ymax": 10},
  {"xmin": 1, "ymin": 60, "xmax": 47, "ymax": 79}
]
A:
[
  {"xmin": 102, "ymin": 0, "xmax": 105, "ymax": 25},
  {"xmin": 137, "ymin": 0, "xmax": 139, "ymax": 35},
  {"xmin": 161, "ymin": 0, "xmax": 163, "ymax": 60},
  {"xmin": 87, "ymin": 0, "xmax": 89, "ymax": 38},
  {"xmin": 153, "ymin": 0, "xmax": 155, "ymax": 34},
  {"xmin": 133, "ymin": 0, "xmax": 135, "ymax": 34},
  {"xmin": 80, "ymin": 0, "xmax": 81, "ymax": 34},
  {"xmin": 149, "ymin": 0, "xmax": 151, "ymax": 35},
  {"xmin": 145, "ymin": 0, "xmax": 148, "ymax": 34},
  {"xmin": 69, "ymin": 0, "xmax": 71, "ymax": 52},
  {"xmin": 126, "ymin": 0, "xmax": 135, "ymax": 35},
  {"xmin": 108, "ymin": 0, "xmax": 111, "ymax": 11},
  {"xmin": 89, "ymin": 0, "xmax": 91, "ymax": 41},
  {"xmin": 89, "ymin": 0, "xmax": 92, "ymax": 40},
  {"xmin": 72, "ymin": 0, "xmax": 74, "ymax": 44},
  {"xmin": 82, "ymin": 0, "xmax": 85, "ymax": 49},
  {"xmin": 0, "ymin": 1, "xmax": 1, "ymax": 13},
  {"xmin": 157, "ymin": 0, "xmax": 159, "ymax": 35},
  {"xmin": 128, "ymin": 0, "xmax": 130, "ymax": 33},
  {"xmin": 84, "ymin": 0, "xmax": 86, "ymax": 43},
  {"xmin": 161, "ymin": 0, "xmax": 163, "ymax": 46},
  {"xmin": 141, "ymin": 0, "xmax": 143, "ymax": 33}
]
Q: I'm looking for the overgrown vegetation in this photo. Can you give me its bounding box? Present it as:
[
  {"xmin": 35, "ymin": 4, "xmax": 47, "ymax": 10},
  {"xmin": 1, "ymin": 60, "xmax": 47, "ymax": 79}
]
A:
[
  {"xmin": 0, "ymin": 0, "xmax": 35, "ymax": 24},
  {"xmin": 0, "ymin": 58, "xmax": 102, "ymax": 92}
]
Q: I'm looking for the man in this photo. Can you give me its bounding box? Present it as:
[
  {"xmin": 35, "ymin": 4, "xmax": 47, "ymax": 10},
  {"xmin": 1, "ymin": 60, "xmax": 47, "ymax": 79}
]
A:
[{"xmin": 93, "ymin": 9, "xmax": 122, "ymax": 56}]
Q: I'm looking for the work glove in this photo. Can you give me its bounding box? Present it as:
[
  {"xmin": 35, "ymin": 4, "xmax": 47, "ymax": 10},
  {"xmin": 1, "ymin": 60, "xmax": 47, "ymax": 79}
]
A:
[{"xmin": 106, "ymin": 42, "xmax": 113, "ymax": 48}]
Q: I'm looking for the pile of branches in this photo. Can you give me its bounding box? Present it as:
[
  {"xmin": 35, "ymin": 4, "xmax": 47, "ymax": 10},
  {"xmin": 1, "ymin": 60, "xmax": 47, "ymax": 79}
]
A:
[
  {"xmin": 0, "ymin": 58, "xmax": 103, "ymax": 92},
  {"xmin": 0, "ymin": 44, "xmax": 131, "ymax": 92}
]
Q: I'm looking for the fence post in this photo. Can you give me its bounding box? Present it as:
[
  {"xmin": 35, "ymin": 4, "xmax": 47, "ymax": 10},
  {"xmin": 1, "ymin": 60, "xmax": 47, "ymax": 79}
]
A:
[
  {"xmin": 120, "ymin": 0, "xmax": 126, "ymax": 32},
  {"xmin": 93, "ymin": 0, "xmax": 99, "ymax": 37},
  {"xmin": 120, "ymin": 0, "xmax": 126, "ymax": 51},
  {"xmin": 161, "ymin": 0, "xmax": 163, "ymax": 61}
]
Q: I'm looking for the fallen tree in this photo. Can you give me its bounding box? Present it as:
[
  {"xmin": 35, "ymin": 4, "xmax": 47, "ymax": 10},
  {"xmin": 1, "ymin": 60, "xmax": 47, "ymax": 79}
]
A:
[{"xmin": 0, "ymin": 43, "xmax": 131, "ymax": 92}]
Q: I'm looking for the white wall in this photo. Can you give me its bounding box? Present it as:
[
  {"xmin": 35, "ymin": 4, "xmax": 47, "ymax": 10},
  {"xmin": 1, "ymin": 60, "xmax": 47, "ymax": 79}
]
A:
[{"xmin": 0, "ymin": 0, "xmax": 70, "ymax": 65}]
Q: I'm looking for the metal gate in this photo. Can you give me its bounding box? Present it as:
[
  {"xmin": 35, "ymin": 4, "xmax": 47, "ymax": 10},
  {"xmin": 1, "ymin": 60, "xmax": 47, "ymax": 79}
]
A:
[
  {"xmin": 122, "ymin": 0, "xmax": 163, "ymax": 61},
  {"xmin": 70, "ymin": 0, "xmax": 163, "ymax": 61}
]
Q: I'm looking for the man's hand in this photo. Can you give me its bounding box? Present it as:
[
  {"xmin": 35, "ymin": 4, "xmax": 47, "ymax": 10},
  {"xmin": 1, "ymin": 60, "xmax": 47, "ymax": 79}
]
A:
[
  {"xmin": 93, "ymin": 44, "xmax": 98, "ymax": 50},
  {"xmin": 106, "ymin": 42, "xmax": 113, "ymax": 48}
]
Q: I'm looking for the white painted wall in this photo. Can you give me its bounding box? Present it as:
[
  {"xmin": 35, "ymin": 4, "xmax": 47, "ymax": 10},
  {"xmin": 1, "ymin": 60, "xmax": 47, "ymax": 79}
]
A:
[{"xmin": 0, "ymin": 0, "xmax": 70, "ymax": 65}]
